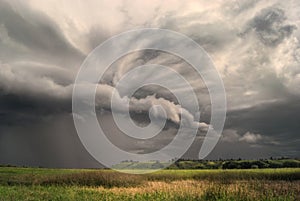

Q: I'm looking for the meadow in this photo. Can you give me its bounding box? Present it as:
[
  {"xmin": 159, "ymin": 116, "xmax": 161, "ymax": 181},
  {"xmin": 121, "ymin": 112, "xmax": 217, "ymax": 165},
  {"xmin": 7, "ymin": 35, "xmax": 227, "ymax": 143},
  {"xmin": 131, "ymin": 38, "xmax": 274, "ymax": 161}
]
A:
[{"xmin": 0, "ymin": 167, "xmax": 299, "ymax": 201}]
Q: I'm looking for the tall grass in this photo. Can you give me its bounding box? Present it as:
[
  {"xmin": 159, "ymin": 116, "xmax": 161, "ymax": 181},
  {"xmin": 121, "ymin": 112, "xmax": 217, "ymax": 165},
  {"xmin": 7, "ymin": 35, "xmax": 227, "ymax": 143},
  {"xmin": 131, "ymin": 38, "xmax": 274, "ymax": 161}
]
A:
[
  {"xmin": 0, "ymin": 167, "xmax": 299, "ymax": 200},
  {"xmin": 2, "ymin": 168, "xmax": 299, "ymax": 187},
  {"xmin": 40, "ymin": 171, "xmax": 143, "ymax": 187},
  {"xmin": 0, "ymin": 180, "xmax": 299, "ymax": 201}
]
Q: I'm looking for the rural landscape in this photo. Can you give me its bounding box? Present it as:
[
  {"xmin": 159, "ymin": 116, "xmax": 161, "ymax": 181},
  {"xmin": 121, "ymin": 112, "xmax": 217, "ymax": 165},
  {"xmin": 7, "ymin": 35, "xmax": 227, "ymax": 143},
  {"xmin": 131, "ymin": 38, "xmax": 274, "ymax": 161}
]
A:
[
  {"xmin": 1, "ymin": 159, "xmax": 299, "ymax": 201},
  {"xmin": 1, "ymin": 0, "xmax": 300, "ymax": 200}
]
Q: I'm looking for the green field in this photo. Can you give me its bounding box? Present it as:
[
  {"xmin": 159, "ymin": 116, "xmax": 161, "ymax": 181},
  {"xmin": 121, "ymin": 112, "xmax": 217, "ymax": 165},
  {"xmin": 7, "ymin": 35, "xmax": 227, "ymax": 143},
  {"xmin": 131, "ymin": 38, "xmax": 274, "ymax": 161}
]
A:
[{"xmin": 0, "ymin": 167, "xmax": 299, "ymax": 201}]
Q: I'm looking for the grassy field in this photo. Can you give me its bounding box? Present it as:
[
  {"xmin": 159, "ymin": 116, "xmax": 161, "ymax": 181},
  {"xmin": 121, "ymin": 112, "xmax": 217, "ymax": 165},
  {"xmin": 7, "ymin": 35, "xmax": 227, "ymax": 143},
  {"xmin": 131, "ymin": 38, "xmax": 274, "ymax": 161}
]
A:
[{"xmin": 0, "ymin": 167, "xmax": 299, "ymax": 201}]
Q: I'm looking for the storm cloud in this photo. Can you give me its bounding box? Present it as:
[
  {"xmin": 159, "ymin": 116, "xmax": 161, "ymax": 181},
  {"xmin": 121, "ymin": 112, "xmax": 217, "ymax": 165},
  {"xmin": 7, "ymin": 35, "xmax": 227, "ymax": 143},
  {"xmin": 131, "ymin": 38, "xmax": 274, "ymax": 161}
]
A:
[{"xmin": 0, "ymin": 0, "xmax": 299, "ymax": 167}]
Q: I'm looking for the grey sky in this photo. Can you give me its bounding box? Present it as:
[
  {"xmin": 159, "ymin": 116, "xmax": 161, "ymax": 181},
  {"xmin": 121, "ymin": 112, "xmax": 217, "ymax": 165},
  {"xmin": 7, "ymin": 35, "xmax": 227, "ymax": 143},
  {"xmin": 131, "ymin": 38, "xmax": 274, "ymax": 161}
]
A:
[{"xmin": 0, "ymin": 0, "xmax": 299, "ymax": 167}]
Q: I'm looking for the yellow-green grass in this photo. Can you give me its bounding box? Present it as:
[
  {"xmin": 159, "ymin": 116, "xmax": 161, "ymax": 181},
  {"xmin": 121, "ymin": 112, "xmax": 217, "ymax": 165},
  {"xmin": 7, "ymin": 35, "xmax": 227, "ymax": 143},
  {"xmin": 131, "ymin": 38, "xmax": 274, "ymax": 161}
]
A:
[{"xmin": 0, "ymin": 167, "xmax": 299, "ymax": 201}]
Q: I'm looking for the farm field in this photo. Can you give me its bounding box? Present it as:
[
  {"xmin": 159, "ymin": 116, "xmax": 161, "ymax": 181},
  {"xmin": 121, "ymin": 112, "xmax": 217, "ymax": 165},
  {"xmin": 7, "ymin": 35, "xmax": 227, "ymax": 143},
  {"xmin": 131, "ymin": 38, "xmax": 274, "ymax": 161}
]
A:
[{"xmin": 0, "ymin": 167, "xmax": 299, "ymax": 201}]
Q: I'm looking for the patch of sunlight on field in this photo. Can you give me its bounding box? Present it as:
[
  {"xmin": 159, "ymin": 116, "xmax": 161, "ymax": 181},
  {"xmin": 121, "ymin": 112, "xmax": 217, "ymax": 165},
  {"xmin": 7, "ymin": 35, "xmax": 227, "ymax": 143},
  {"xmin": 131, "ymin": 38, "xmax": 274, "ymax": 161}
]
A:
[{"xmin": 0, "ymin": 180, "xmax": 299, "ymax": 201}]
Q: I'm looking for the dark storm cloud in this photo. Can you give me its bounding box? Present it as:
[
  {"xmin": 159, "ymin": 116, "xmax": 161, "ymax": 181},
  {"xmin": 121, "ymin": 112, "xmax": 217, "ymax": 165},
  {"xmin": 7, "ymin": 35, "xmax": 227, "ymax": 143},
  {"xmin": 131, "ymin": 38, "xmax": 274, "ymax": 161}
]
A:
[
  {"xmin": 244, "ymin": 6, "xmax": 296, "ymax": 46},
  {"xmin": 0, "ymin": 0, "xmax": 299, "ymax": 167},
  {"xmin": 0, "ymin": 0, "xmax": 82, "ymax": 121},
  {"xmin": 0, "ymin": 0, "xmax": 85, "ymax": 65},
  {"xmin": 223, "ymin": 96, "xmax": 300, "ymax": 157}
]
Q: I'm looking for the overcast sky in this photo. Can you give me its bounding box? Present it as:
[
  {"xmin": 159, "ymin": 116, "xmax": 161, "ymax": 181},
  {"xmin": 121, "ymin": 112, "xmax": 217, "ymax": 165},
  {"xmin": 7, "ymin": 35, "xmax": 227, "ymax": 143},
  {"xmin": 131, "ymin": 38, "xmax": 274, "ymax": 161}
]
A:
[{"xmin": 0, "ymin": 0, "xmax": 299, "ymax": 168}]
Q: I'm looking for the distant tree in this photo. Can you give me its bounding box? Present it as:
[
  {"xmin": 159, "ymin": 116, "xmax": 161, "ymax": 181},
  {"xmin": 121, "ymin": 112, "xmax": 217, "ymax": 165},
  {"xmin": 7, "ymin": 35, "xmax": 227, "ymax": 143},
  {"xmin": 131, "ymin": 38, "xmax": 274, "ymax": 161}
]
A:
[{"xmin": 151, "ymin": 161, "xmax": 164, "ymax": 169}]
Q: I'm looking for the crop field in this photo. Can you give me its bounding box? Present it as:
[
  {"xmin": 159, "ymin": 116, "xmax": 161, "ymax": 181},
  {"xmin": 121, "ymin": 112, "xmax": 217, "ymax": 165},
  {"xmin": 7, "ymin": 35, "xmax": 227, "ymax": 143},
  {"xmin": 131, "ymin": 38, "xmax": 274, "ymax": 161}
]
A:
[{"xmin": 0, "ymin": 167, "xmax": 299, "ymax": 201}]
